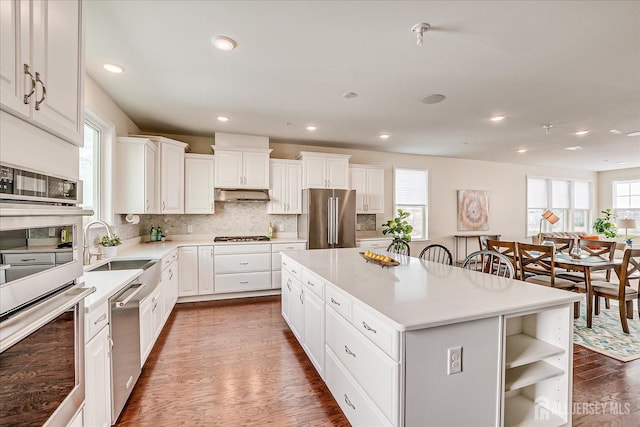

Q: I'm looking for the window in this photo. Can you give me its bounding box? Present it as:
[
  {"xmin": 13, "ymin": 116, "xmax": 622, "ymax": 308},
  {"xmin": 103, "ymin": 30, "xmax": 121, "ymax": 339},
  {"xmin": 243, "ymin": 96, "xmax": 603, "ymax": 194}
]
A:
[
  {"xmin": 80, "ymin": 122, "xmax": 100, "ymax": 222},
  {"xmin": 613, "ymin": 179, "xmax": 640, "ymax": 232},
  {"xmin": 394, "ymin": 168, "xmax": 428, "ymax": 240},
  {"xmin": 526, "ymin": 176, "xmax": 593, "ymax": 236}
]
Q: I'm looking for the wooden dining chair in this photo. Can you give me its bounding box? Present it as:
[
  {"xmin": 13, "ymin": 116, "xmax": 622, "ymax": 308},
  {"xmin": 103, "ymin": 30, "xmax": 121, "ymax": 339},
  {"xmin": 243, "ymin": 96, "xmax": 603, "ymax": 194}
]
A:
[
  {"xmin": 477, "ymin": 234, "xmax": 501, "ymax": 251},
  {"xmin": 541, "ymin": 237, "xmax": 574, "ymax": 254},
  {"xmin": 516, "ymin": 243, "xmax": 576, "ymax": 289},
  {"xmin": 486, "ymin": 239, "xmax": 517, "ymax": 270},
  {"xmin": 461, "ymin": 250, "xmax": 515, "ymax": 278},
  {"xmin": 556, "ymin": 239, "xmax": 617, "ymax": 283},
  {"xmin": 387, "ymin": 239, "xmax": 410, "ymax": 256},
  {"xmin": 591, "ymin": 248, "xmax": 639, "ymax": 334},
  {"xmin": 419, "ymin": 244, "xmax": 452, "ymax": 265}
]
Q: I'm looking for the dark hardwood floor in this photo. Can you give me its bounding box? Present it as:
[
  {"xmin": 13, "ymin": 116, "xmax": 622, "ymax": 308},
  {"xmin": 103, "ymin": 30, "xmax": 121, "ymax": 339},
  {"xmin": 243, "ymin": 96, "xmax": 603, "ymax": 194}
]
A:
[{"xmin": 117, "ymin": 296, "xmax": 640, "ymax": 426}]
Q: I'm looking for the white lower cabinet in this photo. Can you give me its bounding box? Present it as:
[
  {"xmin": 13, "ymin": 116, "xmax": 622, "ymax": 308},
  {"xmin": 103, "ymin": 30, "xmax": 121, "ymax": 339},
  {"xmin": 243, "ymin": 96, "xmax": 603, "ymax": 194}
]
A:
[
  {"xmin": 84, "ymin": 324, "xmax": 111, "ymax": 427},
  {"xmin": 282, "ymin": 268, "xmax": 303, "ymax": 340},
  {"xmin": 271, "ymin": 242, "xmax": 306, "ymax": 290},
  {"xmin": 214, "ymin": 244, "xmax": 271, "ymax": 293},
  {"xmin": 139, "ymin": 284, "xmax": 161, "ymax": 365},
  {"xmin": 161, "ymin": 257, "xmax": 179, "ymax": 321},
  {"xmin": 178, "ymin": 246, "xmax": 214, "ymax": 297},
  {"xmin": 302, "ymin": 287, "xmax": 324, "ymax": 375}
]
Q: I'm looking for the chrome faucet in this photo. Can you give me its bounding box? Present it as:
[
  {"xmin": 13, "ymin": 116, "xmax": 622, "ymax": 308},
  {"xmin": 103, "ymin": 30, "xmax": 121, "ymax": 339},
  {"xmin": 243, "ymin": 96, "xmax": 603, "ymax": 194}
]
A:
[{"xmin": 83, "ymin": 220, "xmax": 115, "ymax": 265}]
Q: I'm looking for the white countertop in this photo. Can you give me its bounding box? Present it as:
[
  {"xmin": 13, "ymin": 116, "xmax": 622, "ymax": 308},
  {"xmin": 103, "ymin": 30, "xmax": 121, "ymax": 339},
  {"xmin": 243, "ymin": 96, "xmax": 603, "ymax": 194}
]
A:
[
  {"xmin": 284, "ymin": 248, "xmax": 581, "ymax": 331},
  {"xmin": 81, "ymin": 269, "xmax": 143, "ymax": 312}
]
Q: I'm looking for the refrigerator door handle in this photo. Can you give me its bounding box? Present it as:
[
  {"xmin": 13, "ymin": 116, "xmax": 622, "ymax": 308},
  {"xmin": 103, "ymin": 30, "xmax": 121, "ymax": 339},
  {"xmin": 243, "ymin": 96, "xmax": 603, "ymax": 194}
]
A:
[
  {"xmin": 334, "ymin": 197, "xmax": 340, "ymax": 245},
  {"xmin": 327, "ymin": 197, "xmax": 333, "ymax": 245}
]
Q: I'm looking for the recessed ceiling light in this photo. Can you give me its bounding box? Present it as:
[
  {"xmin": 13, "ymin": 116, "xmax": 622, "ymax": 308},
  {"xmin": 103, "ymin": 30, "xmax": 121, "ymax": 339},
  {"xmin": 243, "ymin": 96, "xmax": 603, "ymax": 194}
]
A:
[
  {"xmin": 490, "ymin": 115, "xmax": 506, "ymax": 122},
  {"xmin": 343, "ymin": 92, "xmax": 358, "ymax": 99},
  {"xmin": 627, "ymin": 131, "xmax": 640, "ymax": 137},
  {"xmin": 217, "ymin": 116, "xmax": 229, "ymax": 122},
  {"xmin": 212, "ymin": 36, "xmax": 237, "ymax": 51},
  {"xmin": 565, "ymin": 146, "xmax": 583, "ymax": 151},
  {"xmin": 421, "ymin": 94, "xmax": 446, "ymax": 104},
  {"xmin": 609, "ymin": 129, "xmax": 622, "ymax": 134},
  {"xmin": 574, "ymin": 130, "xmax": 590, "ymax": 136},
  {"xmin": 379, "ymin": 133, "xmax": 391, "ymax": 140},
  {"xmin": 517, "ymin": 148, "xmax": 528, "ymax": 153},
  {"xmin": 103, "ymin": 64, "xmax": 124, "ymax": 73},
  {"xmin": 306, "ymin": 125, "xmax": 317, "ymax": 131}
]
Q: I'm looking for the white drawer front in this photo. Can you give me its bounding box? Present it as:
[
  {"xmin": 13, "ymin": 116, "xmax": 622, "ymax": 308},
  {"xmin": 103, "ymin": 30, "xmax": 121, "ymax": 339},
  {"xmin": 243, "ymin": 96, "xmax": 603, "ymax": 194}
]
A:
[
  {"xmin": 302, "ymin": 268, "xmax": 324, "ymax": 298},
  {"xmin": 271, "ymin": 270, "xmax": 281, "ymax": 289},
  {"xmin": 325, "ymin": 284, "xmax": 352, "ymax": 321},
  {"xmin": 55, "ymin": 251, "xmax": 73, "ymax": 264},
  {"xmin": 85, "ymin": 302, "xmax": 109, "ymax": 343},
  {"xmin": 215, "ymin": 253, "xmax": 271, "ymax": 274},
  {"xmin": 352, "ymin": 303, "xmax": 400, "ymax": 361},
  {"xmin": 281, "ymin": 256, "xmax": 302, "ymax": 281},
  {"xmin": 215, "ymin": 271, "xmax": 271, "ymax": 293},
  {"xmin": 357, "ymin": 240, "xmax": 391, "ymax": 250},
  {"xmin": 214, "ymin": 244, "xmax": 270, "ymax": 255},
  {"xmin": 271, "ymin": 242, "xmax": 306, "ymax": 252},
  {"xmin": 3, "ymin": 252, "xmax": 55, "ymax": 265},
  {"xmin": 161, "ymin": 249, "xmax": 178, "ymax": 271},
  {"xmin": 325, "ymin": 346, "xmax": 393, "ymax": 427},
  {"xmin": 326, "ymin": 308, "xmax": 398, "ymax": 424}
]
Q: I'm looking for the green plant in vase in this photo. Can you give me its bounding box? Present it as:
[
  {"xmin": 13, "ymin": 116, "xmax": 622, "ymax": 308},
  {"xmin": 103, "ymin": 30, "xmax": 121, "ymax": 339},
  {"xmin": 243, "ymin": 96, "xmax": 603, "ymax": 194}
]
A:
[
  {"xmin": 100, "ymin": 235, "xmax": 122, "ymax": 247},
  {"xmin": 593, "ymin": 208, "xmax": 618, "ymax": 238},
  {"xmin": 382, "ymin": 209, "xmax": 413, "ymax": 250}
]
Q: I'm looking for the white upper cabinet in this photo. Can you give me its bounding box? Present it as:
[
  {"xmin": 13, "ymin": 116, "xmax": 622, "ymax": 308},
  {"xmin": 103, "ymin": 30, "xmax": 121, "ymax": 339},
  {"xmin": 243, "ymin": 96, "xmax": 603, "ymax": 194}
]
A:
[
  {"xmin": 297, "ymin": 152, "xmax": 351, "ymax": 189},
  {"xmin": 184, "ymin": 154, "xmax": 214, "ymax": 214},
  {"xmin": 212, "ymin": 146, "xmax": 271, "ymax": 189},
  {"xmin": 115, "ymin": 137, "xmax": 158, "ymax": 214},
  {"xmin": 350, "ymin": 165, "xmax": 385, "ymax": 214},
  {"xmin": 0, "ymin": 0, "xmax": 84, "ymax": 146},
  {"xmin": 268, "ymin": 159, "xmax": 302, "ymax": 214}
]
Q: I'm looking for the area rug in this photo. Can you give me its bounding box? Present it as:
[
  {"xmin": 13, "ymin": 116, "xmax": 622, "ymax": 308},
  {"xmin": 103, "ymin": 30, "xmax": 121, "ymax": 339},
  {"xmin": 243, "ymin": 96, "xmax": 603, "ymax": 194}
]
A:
[{"xmin": 573, "ymin": 305, "xmax": 640, "ymax": 362}]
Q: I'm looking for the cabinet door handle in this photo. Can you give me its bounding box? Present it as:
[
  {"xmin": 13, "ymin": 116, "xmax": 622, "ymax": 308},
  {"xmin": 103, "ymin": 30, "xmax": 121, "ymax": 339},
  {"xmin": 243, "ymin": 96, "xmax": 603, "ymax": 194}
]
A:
[
  {"xmin": 330, "ymin": 297, "xmax": 341, "ymax": 306},
  {"xmin": 162, "ymin": 201, "xmax": 166, "ymax": 211},
  {"xmin": 362, "ymin": 321, "xmax": 377, "ymax": 334},
  {"xmin": 35, "ymin": 72, "xmax": 46, "ymax": 110},
  {"xmin": 344, "ymin": 394, "xmax": 356, "ymax": 410},
  {"xmin": 344, "ymin": 345, "xmax": 356, "ymax": 357},
  {"xmin": 300, "ymin": 290, "xmax": 304, "ymax": 304},
  {"xmin": 240, "ymin": 281, "xmax": 249, "ymax": 284},
  {"xmin": 152, "ymin": 302, "xmax": 158, "ymax": 311},
  {"xmin": 23, "ymin": 64, "xmax": 36, "ymax": 104},
  {"xmin": 94, "ymin": 313, "xmax": 107, "ymax": 324},
  {"xmin": 239, "ymin": 262, "xmax": 249, "ymax": 265},
  {"xmin": 169, "ymin": 270, "xmax": 174, "ymax": 280},
  {"xmin": 146, "ymin": 199, "xmax": 150, "ymax": 211},
  {"xmin": 285, "ymin": 246, "xmax": 294, "ymax": 250},
  {"xmin": 286, "ymin": 279, "xmax": 291, "ymax": 291},
  {"xmin": 107, "ymin": 337, "xmax": 114, "ymax": 357}
]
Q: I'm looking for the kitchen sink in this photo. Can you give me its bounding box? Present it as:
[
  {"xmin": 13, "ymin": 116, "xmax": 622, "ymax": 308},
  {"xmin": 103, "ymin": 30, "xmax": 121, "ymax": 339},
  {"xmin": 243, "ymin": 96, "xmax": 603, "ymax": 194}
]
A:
[{"xmin": 87, "ymin": 259, "xmax": 158, "ymax": 272}]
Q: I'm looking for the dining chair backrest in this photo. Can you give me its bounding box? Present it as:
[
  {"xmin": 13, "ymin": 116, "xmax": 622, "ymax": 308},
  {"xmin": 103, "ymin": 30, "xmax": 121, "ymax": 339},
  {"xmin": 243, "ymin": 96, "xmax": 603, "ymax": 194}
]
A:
[
  {"xmin": 419, "ymin": 244, "xmax": 453, "ymax": 265},
  {"xmin": 387, "ymin": 239, "xmax": 410, "ymax": 257},
  {"xmin": 461, "ymin": 250, "xmax": 515, "ymax": 278},
  {"xmin": 577, "ymin": 239, "xmax": 616, "ymax": 260},
  {"xmin": 477, "ymin": 234, "xmax": 501, "ymax": 251},
  {"xmin": 516, "ymin": 243, "xmax": 555, "ymax": 281},
  {"xmin": 486, "ymin": 239, "xmax": 517, "ymax": 268},
  {"xmin": 619, "ymin": 248, "xmax": 640, "ymax": 287},
  {"xmin": 542, "ymin": 237, "xmax": 574, "ymax": 254}
]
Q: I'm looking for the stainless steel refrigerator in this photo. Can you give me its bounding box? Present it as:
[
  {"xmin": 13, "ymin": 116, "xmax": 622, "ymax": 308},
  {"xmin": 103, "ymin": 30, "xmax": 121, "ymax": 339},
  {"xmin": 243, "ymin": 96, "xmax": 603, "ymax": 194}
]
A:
[{"xmin": 298, "ymin": 189, "xmax": 357, "ymax": 249}]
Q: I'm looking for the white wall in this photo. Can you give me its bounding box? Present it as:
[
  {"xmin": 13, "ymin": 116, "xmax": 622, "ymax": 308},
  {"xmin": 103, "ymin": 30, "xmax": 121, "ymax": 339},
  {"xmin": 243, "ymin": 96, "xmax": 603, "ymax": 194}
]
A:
[
  {"xmin": 84, "ymin": 76, "xmax": 140, "ymax": 137},
  {"xmin": 597, "ymin": 167, "xmax": 640, "ymax": 212}
]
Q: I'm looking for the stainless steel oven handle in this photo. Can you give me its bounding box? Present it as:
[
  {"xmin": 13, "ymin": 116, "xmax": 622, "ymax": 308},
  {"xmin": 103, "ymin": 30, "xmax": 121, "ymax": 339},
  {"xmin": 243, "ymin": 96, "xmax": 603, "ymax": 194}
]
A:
[{"xmin": 114, "ymin": 283, "xmax": 146, "ymax": 308}]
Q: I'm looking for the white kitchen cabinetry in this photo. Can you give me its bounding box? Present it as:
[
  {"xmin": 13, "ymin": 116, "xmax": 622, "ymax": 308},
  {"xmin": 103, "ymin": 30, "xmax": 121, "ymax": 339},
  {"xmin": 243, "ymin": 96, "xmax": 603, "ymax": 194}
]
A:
[
  {"xmin": 357, "ymin": 239, "xmax": 392, "ymax": 251},
  {"xmin": 212, "ymin": 146, "xmax": 272, "ymax": 189},
  {"xmin": 297, "ymin": 152, "xmax": 351, "ymax": 189},
  {"xmin": 84, "ymin": 302, "xmax": 111, "ymax": 427},
  {"xmin": 198, "ymin": 246, "xmax": 215, "ymax": 295},
  {"xmin": 271, "ymin": 242, "xmax": 306, "ymax": 289},
  {"xmin": 268, "ymin": 159, "xmax": 302, "ymax": 214},
  {"xmin": 115, "ymin": 137, "xmax": 158, "ymax": 214},
  {"xmin": 161, "ymin": 252, "xmax": 179, "ymax": 322},
  {"xmin": 282, "ymin": 268, "xmax": 303, "ymax": 340},
  {"xmin": 184, "ymin": 154, "xmax": 214, "ymax": 214},
  {"xmin": 178, "ymin": 246, "xmax": 215, "ymax": 297},
  {"xmin": 0, "ymin": 0, "xmax": 84, "ymax": 145},
  {"xmin": 139, "ymin": 284, "xmax": 162, "ymax": 365},
  {"xmin": 350, "ymin": 165, "xmax": 385, "ymax": 214},
  {"xmin": 214, "ymin": 244, "xmax": 271, "ymax": 293},
  {"xmin": 159, "ymin": 139, "xmax": 187, "ymax": 213}
]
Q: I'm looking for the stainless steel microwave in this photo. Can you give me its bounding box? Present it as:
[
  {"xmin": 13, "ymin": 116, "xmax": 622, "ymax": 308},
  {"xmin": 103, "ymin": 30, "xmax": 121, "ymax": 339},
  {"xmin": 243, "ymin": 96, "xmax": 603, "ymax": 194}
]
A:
[{"xmin": 0, "ymin": 162, "xmax": 81, "ymax": 205}]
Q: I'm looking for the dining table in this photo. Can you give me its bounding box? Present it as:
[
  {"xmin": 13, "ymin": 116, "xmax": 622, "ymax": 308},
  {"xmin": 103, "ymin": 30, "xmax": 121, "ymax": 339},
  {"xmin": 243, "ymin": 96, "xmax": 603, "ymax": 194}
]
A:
[{"xmin": 552, "ymin": 252, "xmax": 623, "ymax": 328}]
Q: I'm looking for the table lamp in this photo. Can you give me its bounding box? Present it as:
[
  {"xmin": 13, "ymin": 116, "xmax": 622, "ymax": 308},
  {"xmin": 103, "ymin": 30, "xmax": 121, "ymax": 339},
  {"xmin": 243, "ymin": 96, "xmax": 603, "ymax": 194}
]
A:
[
  {"xmin": 618, "ymin": 218, "xmax": 637, "ymax": 245},
  {"xmin": 539, "ymin": 210, "xmax": 559, "ymax": 240}
]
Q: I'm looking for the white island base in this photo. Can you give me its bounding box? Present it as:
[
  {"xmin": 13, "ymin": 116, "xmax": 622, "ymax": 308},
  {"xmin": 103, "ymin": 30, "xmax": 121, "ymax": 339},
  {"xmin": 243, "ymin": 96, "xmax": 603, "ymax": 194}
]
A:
[{"xmin": 281, "ymin": 248, "xmax": 579, "ymax": 427}]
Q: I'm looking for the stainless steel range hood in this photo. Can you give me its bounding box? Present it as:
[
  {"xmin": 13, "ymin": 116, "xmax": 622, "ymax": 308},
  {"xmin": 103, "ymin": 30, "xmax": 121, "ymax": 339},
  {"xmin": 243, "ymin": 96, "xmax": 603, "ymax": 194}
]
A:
[{"xmin": 215, "ymin": 189, "xmax": 270, "ymax": 202}]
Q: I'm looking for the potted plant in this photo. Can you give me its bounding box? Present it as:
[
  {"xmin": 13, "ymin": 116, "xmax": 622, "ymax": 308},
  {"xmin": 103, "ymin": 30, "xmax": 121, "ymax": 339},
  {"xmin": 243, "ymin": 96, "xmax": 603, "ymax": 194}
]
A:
[
  {"xmin": 593, "ymin": 208, "xmax": 618, "ymax": 238},
  {"xmin": 382, "ymin": 209, "xmax": 414, "ymax": 250},
  {"xmin": 100, "ymin": 234, "xmax": 122, "ymax": 258}
]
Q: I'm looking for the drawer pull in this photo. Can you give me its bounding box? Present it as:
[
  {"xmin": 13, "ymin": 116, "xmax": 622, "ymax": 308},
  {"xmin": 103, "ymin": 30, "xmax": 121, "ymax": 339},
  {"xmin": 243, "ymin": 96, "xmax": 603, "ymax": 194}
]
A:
[
  {"xmin": 93, "ymin": 313, "xmax": 107, "ymax": 325},
  {"xmin": 344, "ymin": 345, "xmax": 356, "ymax": 357},
  {"xmin": 362, "ymin": 321, "xmax": 377, "ymax": 334},
  {"xmin": 239, "ymin": 262, "xmax": 249, "ymax": 265},
  {"xmin": 307, "ymin": 280, "xmax": 315, "ymax": 286},
  {"xmin": 240, "ymin": 281, "xmax": 249, "ymax": 284},
  {"xmin": 285, "ymin": 246, "xmax": 294, "ymax": 249},
  {"xmin": 330, "ymin": 297, "xmax": 341, "ymax": 306},
  {"xmin": 282, "ymin": 261, "xmax": 287, "ymax": 266},
  {"xmin": 20, "ymin": 258, "xmax": 37, "ymax": 262},
  {"xmin": 344, "ymin": 394, "xmax": 356, "ymax": 410},
  {"xmin": 291, "ymin": 268, "xmax": 297, "ymax": 274}
]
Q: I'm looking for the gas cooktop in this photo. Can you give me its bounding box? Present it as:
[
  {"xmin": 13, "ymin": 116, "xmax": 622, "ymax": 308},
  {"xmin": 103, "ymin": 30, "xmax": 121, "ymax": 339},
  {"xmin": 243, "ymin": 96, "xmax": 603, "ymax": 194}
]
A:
[{"xmin": 213, "ymin": 235, "xmax": 270, "ymax": 242}]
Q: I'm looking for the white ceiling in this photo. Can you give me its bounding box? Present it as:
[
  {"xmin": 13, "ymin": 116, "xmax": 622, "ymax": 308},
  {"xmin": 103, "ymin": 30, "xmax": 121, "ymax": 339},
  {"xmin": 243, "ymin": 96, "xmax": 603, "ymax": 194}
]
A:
[{"xmin": 85, "ymin": 1, "xmax": 640, "ymax": 172}]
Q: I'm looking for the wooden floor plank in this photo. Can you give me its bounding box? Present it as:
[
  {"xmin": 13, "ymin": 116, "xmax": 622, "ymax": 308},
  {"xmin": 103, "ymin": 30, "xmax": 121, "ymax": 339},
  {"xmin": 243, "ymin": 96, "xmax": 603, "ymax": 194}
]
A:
[{"xmin": 115, "ymin": 297, "xmax": 640, "ymax": 426}]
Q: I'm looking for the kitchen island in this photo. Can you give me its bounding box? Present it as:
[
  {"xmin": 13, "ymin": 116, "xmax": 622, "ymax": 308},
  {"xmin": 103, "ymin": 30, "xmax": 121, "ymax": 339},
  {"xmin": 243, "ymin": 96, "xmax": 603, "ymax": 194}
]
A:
[{"xmin": 281, "ymin": 248, "xmax": 581, "ymax": 427}]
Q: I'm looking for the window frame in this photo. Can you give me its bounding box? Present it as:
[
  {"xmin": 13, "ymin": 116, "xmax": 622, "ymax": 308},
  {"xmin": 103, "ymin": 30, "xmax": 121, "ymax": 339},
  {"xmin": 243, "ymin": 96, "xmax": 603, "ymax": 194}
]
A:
[
  {"xmin": 392, "ymin": 167, "xmax": 429, "ymax": 241},
  {"xmin": 612, "ymin": 179, "xmax": 640, "ymax": 233}
]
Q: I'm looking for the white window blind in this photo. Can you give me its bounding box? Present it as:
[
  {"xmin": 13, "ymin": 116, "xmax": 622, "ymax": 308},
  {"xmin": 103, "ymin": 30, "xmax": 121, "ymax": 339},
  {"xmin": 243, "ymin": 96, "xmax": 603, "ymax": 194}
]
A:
[{"xmin": 394, "ymin": 168, "xmax": 429, "ymax": 240}]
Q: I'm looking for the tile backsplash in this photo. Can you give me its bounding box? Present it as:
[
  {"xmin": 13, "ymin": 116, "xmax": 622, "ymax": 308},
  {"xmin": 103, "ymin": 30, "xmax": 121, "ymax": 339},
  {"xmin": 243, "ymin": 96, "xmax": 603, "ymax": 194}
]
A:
[{"xmin": 357, "ymin": 214, "xmax": 377, "ymax": 232}]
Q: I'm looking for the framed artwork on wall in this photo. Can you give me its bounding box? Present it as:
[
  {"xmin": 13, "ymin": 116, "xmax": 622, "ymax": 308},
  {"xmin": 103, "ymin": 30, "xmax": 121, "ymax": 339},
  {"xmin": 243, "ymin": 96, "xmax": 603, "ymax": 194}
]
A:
[{"xmin": 457, "ymin": 190, "xmax": 489, "ymax": 231}]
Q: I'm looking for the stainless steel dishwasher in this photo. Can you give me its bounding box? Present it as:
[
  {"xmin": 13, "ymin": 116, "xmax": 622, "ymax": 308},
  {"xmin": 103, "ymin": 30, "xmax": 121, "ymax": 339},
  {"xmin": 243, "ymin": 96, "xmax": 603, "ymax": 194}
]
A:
[{"xmin": 109, "ymin": 280, "xmax": 146, "ymax": 422}]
